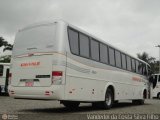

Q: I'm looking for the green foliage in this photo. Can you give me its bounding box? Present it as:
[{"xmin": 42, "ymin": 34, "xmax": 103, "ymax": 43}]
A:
[
  {"xmin": 137, "ymin": 52, "xmax": 159, "ymax": 74},
  {"xmin": 0, "ymin": 37, "xmax": 13, "ymax": 52},
  {"xmin": 0, "ymin": 36, "xmax": 13, "ymax": 63},
  {"xmin": 0, "ymin": 55, "xmax": 11, "ymax": 63}
]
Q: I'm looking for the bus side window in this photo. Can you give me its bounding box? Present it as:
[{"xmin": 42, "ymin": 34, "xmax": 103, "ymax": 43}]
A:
[
  {"xmin": 109, "ymin": 47, "xmax": 115, "ymax": 66},
  {"xmin": 136, "ymin": 60, "xmax": 139, "ymax": 73},
  {"xmin": 115, "ymin": 50, "xmax": 122, "ymax": 68},
  {"xmin": 136, "ymin": 61, "xmax": 143, "ymax": 74},
  {"xmin": 131, "ymin": 58, "xmax": 136, "ymax": 72},
  {"xmin": 159, "ymin": 75, "xmax": 160, "ymax": 82},
  {"xmin": 143, "ymin": 64, "xmax": 147, "ymax": 76},
  {"xmin": 121, "ymin": 53, "xmax": 127, "ymax": 70},
  {"xmin": 138, "ymin": 62, "xmax": 143, "ymax": 75},
  {"xmin": 0, "ymin": 65, "xmax": 3, "ymax": 76},
  {"xmin": 100, "ymin": 43, "xmax": 109, "ymax": 64},
  {"xmin": 68, "ymin": 28, "xmax": 79, "ymax": 55},
  {"xmin": 91, "ymin": 39, "xmax": 100, "ymax": 61},
  {"xmin": 79, "ymin": 33, "xmax": 90, "ymax": 58},
  {"xmin": 126, "ymin": 56, "xmax": 131, "ymax": 71}
]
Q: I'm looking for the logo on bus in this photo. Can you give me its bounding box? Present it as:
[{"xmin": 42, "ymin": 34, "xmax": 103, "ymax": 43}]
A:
[
  {"xmin": 20, "ymin": 62, "xmax": 40, "ymax": 67},
  {"xmin": 132, "ymin": 77, "xmax": 142, "ymax": 82}
]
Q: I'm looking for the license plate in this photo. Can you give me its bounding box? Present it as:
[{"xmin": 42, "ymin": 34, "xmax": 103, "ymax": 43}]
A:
[{"xmin": 25, "ymin": 80, "xmax": 34, "ymax": 87}]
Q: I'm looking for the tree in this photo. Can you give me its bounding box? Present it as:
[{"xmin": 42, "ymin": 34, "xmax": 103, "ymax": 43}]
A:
[
  {"xmin": 0, "ymin": 37, "xmax": 13, "ymax": 52},
  {"xmin": 0, "ymin": 55, "xmax": 11, "ymax": 63},
  {"xmin": 137, "ymin": 52, "xmax": 155, "ymax": 63},
  {"xmin": 137, "ymin": 52, "xmax": 159, "ymax": 73},
  {"xmin": 0, "ymin": 37, "xmax": 13, "ymax": 63}
]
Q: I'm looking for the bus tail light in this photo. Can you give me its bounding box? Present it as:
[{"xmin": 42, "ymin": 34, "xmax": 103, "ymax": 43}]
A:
[
  {"xmin": 52, "ymin": 71, "xmax": 63, "ymax": 85},
  {"xmin": 9, "ymin": 73, "xmax": 12, "ymax": 85}
]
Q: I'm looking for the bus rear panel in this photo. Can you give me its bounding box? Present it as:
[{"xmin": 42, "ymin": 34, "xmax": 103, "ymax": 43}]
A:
[{"xmin": 9, "ymin": 21, "xmax": 67, "ymax": 100}]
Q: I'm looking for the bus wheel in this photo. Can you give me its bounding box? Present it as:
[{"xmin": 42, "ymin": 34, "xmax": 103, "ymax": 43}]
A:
[
  {"xmin": 62, "ymin": 101, "xmax": 80, "ymax": 109},
  {"xmin": 103, "ymin": 88, "xmax": 113, "ymax": 109},
  {"xmin": 157, "ymin": 93, "xmax": 160, "ymax": 99}
]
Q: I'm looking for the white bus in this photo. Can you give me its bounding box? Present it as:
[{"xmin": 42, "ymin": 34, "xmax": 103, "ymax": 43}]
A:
[
  {"xmin": 9, "ymin": 20, "xmax": 152, "ymax": 109},
  {"xmin": 0, "ymin": 63, "xmax": 10, "ymax": 95},
  {"xmin": 152, "ymin": 74, "xmax": 160, "ymax": 99}
]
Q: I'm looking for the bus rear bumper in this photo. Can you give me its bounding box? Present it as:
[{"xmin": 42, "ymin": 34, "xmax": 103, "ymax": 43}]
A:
[{"xmin": 8, "ymin": 85, "xmax": 64, "ymax": 100}]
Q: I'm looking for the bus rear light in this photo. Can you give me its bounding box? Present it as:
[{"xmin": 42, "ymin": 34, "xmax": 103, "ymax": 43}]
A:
[
  {"xmin": 52, "ymin": 71, "xmax": 62, "ymax": 76},
  {"xmin": 45, "ymin": 91, "xmax": 51, "ymax": 96},
  {"xmin": 51, "ymin": 71, "xmax": 63, "ymax": 85}
]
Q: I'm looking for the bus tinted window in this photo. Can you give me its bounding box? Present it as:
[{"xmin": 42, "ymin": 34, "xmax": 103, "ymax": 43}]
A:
[
  {"xmin": 100, "ymin": 43, "xmax": 108, "ymax": 64},
  {"xmin": 109, "ymin": 47, "xmax": 115, "ymax": 66},
  {"xmin": 136, "ymin": 60, "xmax": 139, "ymax": 73},
  {"xmin": 154, "ymin": 75, "xmax": 158, "ymax": 82},
  {"xmin": 139, "ymin": 62, "xmax": 143, "ymax": 74},
  {"xmin": 142, "ymin": 64, "xmax": 147, "ymax": 75},
  {"xmin": 126, "ymin": 56, "xmax": 131, "ymax": 71},
  {"xmin": 158, "ymin": 75, "xmax": 160, "ymax": 82},
  {"xmin": 0, "ymin": 65, "xmax": 3, "ymax": 76},
  {"xmin": 115, "ymin": 50, "xmax": 121, "ymax": 68},
  {"xmin": 91, "ymin": 39, "xmax": 99, "ymax": 61},
  {"xmin": 136, "ymin": 61, "xmax": 143, "ymax": 74},
  {"xmin": 131, "ymin": 58, "xmax": 136, "ymax": 72},
  {"xmin": 121, "ymin": 53, "xmax": 126, "ymax": 69},
  {"xmin": 68, "ymin": 29, "xmax": 79, "ymax": 55},
  {"xmin": 79, "ymin": 33, "xmax": 90, "ymax": 58},
  {"xmin": 68, "ymin": 27, "xmax": 149, "ymax": 76}
]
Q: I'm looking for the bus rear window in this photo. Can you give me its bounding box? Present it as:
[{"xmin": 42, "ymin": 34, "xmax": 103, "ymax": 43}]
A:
[
  {"xmin": 13, "ymin": 24, "xmax": 56, "ymax": 56},
  {"xmin": 0, "ymin": 65, "xmax": 3, "ymax": 76}
]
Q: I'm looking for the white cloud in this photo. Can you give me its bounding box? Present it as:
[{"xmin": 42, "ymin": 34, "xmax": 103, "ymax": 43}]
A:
[{"xmin": 0, "ymin": 0, "xmax": 159, "ymax": 59}]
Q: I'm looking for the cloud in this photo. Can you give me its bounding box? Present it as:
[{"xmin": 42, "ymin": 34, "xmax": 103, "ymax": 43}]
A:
[{"xmin": 0, "ymin": 0, "xmax": 159, "ymax": 59}]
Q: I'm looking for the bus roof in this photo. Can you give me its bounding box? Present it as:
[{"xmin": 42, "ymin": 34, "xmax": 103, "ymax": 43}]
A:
[
  {"xmin": 18, "ymin": 19, "xmax": 149, "ymax": 66},
  {"xmin": 152, "ymin": 74, "xmax": 160, "ymax": 75},
  {"xmin": 0, "ymin": 63, "xmax": 10, "ymax": 66}
]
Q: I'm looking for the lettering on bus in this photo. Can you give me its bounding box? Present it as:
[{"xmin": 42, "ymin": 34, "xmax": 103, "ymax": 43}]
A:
[
  {"xmin": 20, "ymin": 62, "xmax": 40, "ymax": 67},
  {"xmin": 132, "ymin": 76, "xmax": 142, "ymax": 82}
]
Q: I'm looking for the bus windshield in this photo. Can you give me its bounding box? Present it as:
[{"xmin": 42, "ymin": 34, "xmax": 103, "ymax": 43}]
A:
[{"xmin": 12, "ymin": 24, "xmax": 56, "ymax": 56}]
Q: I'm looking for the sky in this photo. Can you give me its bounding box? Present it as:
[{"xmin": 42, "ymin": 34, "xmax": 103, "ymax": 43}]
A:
[{"xmin": 0, "ymin": 0, "xmax": 160, "ymax": 59}]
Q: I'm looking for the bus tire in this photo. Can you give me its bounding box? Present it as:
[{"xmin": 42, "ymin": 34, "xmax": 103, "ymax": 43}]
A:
[
  {"xmin": 62, "ymin": 101, "xmax": 80, "ymax": 109},
  {"xmin": 157, "ymin": 93, "xmax": 160, "ymax": 99},
  {"xmin": 102, "ymin": 88, "xmax": 114, "ymax": 109}
]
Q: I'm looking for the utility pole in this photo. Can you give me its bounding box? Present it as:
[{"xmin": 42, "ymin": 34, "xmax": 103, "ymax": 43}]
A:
[{"xmin": 155, "ymin": 45, "xmax": 160, "ymax": 73}]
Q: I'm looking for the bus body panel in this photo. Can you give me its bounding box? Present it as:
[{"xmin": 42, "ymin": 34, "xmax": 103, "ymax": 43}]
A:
[
  {"xmin": 9, "ymin": 20, "xmax": 150, "ymax": 105},
  {"xmin": 9, "ymin": 21, "xmax": 68, "ymax": 99},
  {"xmin": 64, "ymin": 53, "xmax": 148, "ymax": 101},
  {"xmin": 9, "ymin": 85, "xmax": 65, "ymax": 100},
  {"xmin": 10, "ymin": 52, "xmax": 67, "ymax": 99}
]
